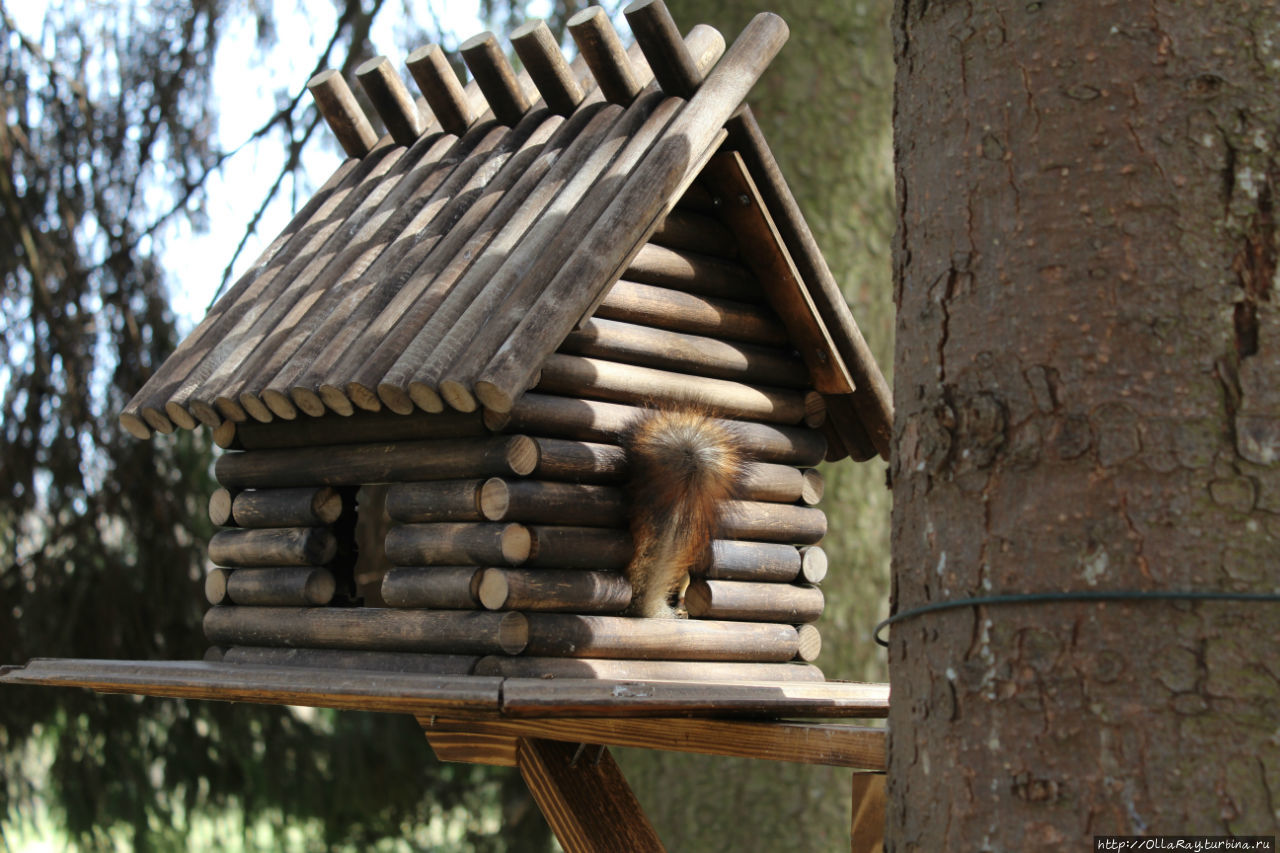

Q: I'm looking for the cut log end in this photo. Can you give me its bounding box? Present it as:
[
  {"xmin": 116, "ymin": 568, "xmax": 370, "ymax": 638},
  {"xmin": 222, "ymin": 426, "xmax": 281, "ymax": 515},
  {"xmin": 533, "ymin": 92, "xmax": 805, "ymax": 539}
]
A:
[
  {"xmin": 377, "ymin": 382, "xmax": 418, "ymax": 416},
  {"xmin": 473, "ymin": 379, "xmax": 514, "ymax": 413},
  {"xmin": 497, "ymin": 611, "xmax": 530, "ymax": 655},
  {"xmin": 208, "ymin": 488, "xmax": 235, "ymax": 527},
  {"xmin": 345, "ymin": 382, "xmax": 382, "ymax": 413},
  {"xmin": 211, "ymin": 419, "xmax": 237, "ymax": 449},
  {"xmin": 119, "ymin": 411, "xmax": 153, "ymax": 440},
  {"xmin": 239, "ymin": 393, "xmax": 275, "ymax": 424},
  {"xmin": 477, "ymin": 569, "xmax": 510, "ymax": 610},
  {"xmin": 407, "ymin": 381, "xmax": 445, "ymax": 414},
  {"xmin": 799, "ymin": 546, "xmax": 828, "ymax": 585},
  {"xmin": 261, "ymin": 389, "xmax": 299, "ymax": 421},
  {"xmin": 504, "ymin": 435, "xmax": 540, "ymax": 476},
  {"xmin": 141, "ymin": 407, "xmax": 176, "ymax": 434},
  {"xmin": 438, "ymin": 379, "xmax": 478, "ymax": 413},
  {"xmin": 803, "ymin": 391, "xmax": 827, "ymax": 428},
  {"xmin": 479, "ymin": 477, "xmax": 511, "ymax": 521},
  {"xmin": 795, "ymin": 623, "xmax": 822, "ymax": 662},
  {"xmin": 800, "ymin": 468, "xmax": 825, "ymax": 506},
  {"xmin": 318, "ymin": 385, "xmax": 355, "ymax": 417},
  {"xmin": 164, "ymin": 401, "xmax": 199, "ymax": 431},
  {"xmin": 499, "ymin": 523, "xmax": 533, "ymax": 565},
  {"xmin": 289, "ymin": 387, "xmax": 327, "ymax": 418}
]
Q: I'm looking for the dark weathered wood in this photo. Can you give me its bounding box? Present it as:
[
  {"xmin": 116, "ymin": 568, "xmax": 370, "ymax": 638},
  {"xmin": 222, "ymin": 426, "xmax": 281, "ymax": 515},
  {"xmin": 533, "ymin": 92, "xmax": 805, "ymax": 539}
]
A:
[
  {"xmin": 726, "ymin": 107, "xmax": 892, "ymax": 458},
  {"xmin": 385, "ymin": 522, "xmax": 532, "ymax": 567},
  {"xmin": 625, "ymin": 242, "xmax": 760, "ymax": 301},
  {"xmin": 511, "ymin": 20, "xmax": 583, "ymax": 117},
  {"xmin": 222, "ymin": 645, "xmax": 479, "ymax": 675},
  {"xmin": 820, "ymin": 413, "xmax": 851, "ymax": 463},
  {"xmin": 480, "ymin": 479, "xmax": 625, "ymax": 526},
  {"xmin": 461, "ymin": 32, "xmax": 530, "ymax": 127},
  {"xmin": 523, "ymin": 614, "xmax": 798, "ymax": 661},
  {"xmin": 703, "ymin": 152, "xmax": 856, "ymax": 395},
  {"xmin": 381, "ymin": 566, "xmax": 483, "ymax": 609},
  {"xmin": 722, "ymin": 500, "xmax": 827, "ymax": 544},
  {"xmin": 0, "ymin": 659, "xmax": 505, "ymax": 716},
  {"xmin": 407, "ymin": 44, "xmax": 475, "ymax": 136},
  {"xmin": 527, "ymin": 526, "xmax": 633, "ymax": 571},
  {"xmin": 649, "ymin": 209, "xmax": 737, "ymax": 258},
  {"xmin": 356, "ymin": 56, "xmax": 423, "ymax": 146},
  {"xmin": 499, "ymin": 677, "xmax": 890, "ymax": 719},
  {"xmin": 205, "ymin": 568, "xmax": 232, "ymax": 605},
  {"xmin": 800, "ymin": 468, "xmax": 824, "ymax": 506},
  {"xmin": 595, "ymin": 280, "xmax": 788, "ymax": 346},
  {"xmin": 685, "ymin": 579, "xmax": 824, "ymax": 624},
  {"xmin": 207, "ymin": 527, "xmax": 337, "ymax": 568},
  {"xmin": 485, "ymin": 393, "xmax": 827, "ymax": 466},
  {"xmin": 560, "ymin": 317, "xmax": 808, "ymax": 389},
  {"xmin": 385, "ymin": 480, "xmax": 486, "ymax": 523},
  {"xmin": 528, "ymin": 437, "xmax": 627, "ymax": 485},
  {"xmin": 203, "ymin": 646, "xmax": 226, "ymax": 662},
  {"xmin": 475, "ymin": 14, "xmax": 792, "ymax": 413},
  {"xmin": 478, "ymin": 568, "xmax": 632, "ymax": 613},
  {"xmin": 535, "ymin": 354, "xmax": 809, "ymax": 425},
  {"xmin": 208, "ymin": 487, "xmax": 236, "ymax": 527},
  {"xmin": 701, "ymin": 540, "xmax": 802, "ymax": 583},
  {"xmin": 568, "ymin": 7, "xmax": 642, "ymax": 105},
  {"xmin": 203, "ymin": 606, "xmax": 529, "ymax": 655},
  {"xmin": 230, "ymin": 487, "xmax": 344, "ymax": 527},
  {"xmin": 799, "ymin": 545, "xmax": 829, "ymax": 585},
  {"xmin": 822, "ymin": 392, "xmax": 879, "ymax": 462},
  {"xmin": 804, "ymin": 391, "xmax": 827, "ymax": 428},
  {"xmin": 223, "ymin": 567, "xmax": 338, "ymax": 606},
  {"xmin": 232, "ymin": 410, "xmax": 488, "ymax": 450},
  {"xmin": 517, "ymin": 738, "xmax": 664, "ymax": 853},
  {"xmin": 307, "ymin": 69, "xmax": 379, "ymax": 157},
  {"xmin": 795, "ymin": 623, "xmax": 822, "ymax": 663},
  {"xmin": 472, "ymin": 656, "xmax": 823, "ymax": 683},
  {"xmin": 214, "ymin": 436, "xmax": 537, "ymax": 488},
  {"xmin": 625, "ymin": 0, "xmax": 703, "ymax": 98}
]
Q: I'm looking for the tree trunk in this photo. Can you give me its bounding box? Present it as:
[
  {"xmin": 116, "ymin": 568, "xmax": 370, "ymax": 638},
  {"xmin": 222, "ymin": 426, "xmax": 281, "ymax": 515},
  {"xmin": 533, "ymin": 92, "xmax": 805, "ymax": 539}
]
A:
[
  {"xmin": 890, "ymin": 1, "xmax": 1280, "ymax": 848},
  {"xmin": 613, "ymin": 1, "xmax": 897, "ymax": 850}
]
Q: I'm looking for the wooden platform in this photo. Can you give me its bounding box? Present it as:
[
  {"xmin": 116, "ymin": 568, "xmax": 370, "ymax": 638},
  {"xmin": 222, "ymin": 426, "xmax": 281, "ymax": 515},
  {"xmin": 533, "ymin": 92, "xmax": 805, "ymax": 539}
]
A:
[{"xmin": 1, "ymin": 659, "xmax": 888, "ymax": 851}]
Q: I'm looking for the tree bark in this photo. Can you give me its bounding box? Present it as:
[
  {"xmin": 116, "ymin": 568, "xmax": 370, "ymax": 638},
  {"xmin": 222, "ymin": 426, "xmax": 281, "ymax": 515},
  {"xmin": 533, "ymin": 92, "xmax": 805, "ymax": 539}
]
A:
[{"xmin": 890, "ymin": 1, "xmax": 1280, "ymax": 848}]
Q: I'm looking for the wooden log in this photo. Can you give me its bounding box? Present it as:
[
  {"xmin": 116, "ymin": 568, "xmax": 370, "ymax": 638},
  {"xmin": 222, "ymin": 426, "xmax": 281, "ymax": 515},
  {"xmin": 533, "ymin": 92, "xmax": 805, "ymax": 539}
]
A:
[
  {"xmin": 798, "ymin": 545, "xmax": 828, "ymax": 585},
  {"xmin": 203, "ymin": 646, "xmax": 226, "ymax": 662},
  {"xmin": 527, "ymin": 526, "xmax": 633, "ymax": 571},
  {"xmin": 474, "ymin": 14, "xmax": 792, "ymax": 414},
  {"xmin": 722, "ymin": 500, "xmax": 827, "ymax": 544},
  {"xmin": 534, "ymin": 354, "xmax": 810, "ymax": 425},
  {"xmin": 727, "ymin": 107, "xmax": 893, "ymax": 458},
  {"xmin": 522, "ymin": 614, "xmax": 799, "ymax": 662},
  {"xmin": 800, "ymin": 468, "xmax": 824, "ymax": 506},
  {"xmin": 460, "ymin": 32, "xmax": 530, "ymax": 126},
  {"xmin": 595, "ymin": 280, "xmax": 788, "ymax": 346},
  {"xmin": 568, "ymin": 7, "xmax": 641, "ymax": 105},
  {"xmin": 625, "ymin": 242, "xmax": 760, "ymax": 301},
  {"xmin": 205, "ymin": 568, "xmax": 232, "ymax": 605},
  {"xmin": 702, "ymin": 151, "xmax": 857, "ymax": 395},
  {"xmin": 232, "ymin": 410, "xmax": 488, "ymax": 450},
  {"xmin": 560, "ymin": 317, "xmax": 809, "ymax": 389},
  {"xmin": 212, "ymin": 419, "xmax": 238, "ymax": 449},
  {"xmin": 479, "ymin": 479, "xmax": 625, "ymax": 527},
  {"xmin": 795, "ymin": 623, "xmax": 822, "ymax": 662},
  {"xmin": 484, "ymin": 393, "xmax": 828, "ymax": 466},
  {"xmin": 223, "ymin": 567, "xmax": 338, "ymax": 607},
  {"xmin": 822, "ymin": 391, "xmax": 880, "ymax": 462},
  {"xmin": 473, "ymin": 656, "xmax": 824, "ymax": 683},
  {"xmin": 820, "ymin": 413, "xmax": 850, "ymax": 463},
  {"xmin": 370, "ymin": 101, "xmax": 649, "ymax": 412},
  {"xmin": 230, "ymin": 487, "xmax": 344, "ymax": 528},
  {"xmin": 511, "ymin": 20, "xmax": 583, "ymax": 117},
  {"xmin": 214, "ymin": 435, "xmax": 538, "ymax": 488},
  {"xmin": 385, "ymin": 522, "xmax": 532, "ymax": 567},
  {"xmin": 804, "ymin": 391, "xmax": 827, "ymax": 428},
  {"xmin": 381, "ymin": 567, "xmax": 483, "ymax": 609},
  {"xmin": 701, "ymin": 540, "xmax": 802, "ymax": 582},
  {"xmin": 307, "ymin": 69, "xmax": 379, "ymax": 157},
  {"xmin": 684, "ymin": 579, "xmax": 824, "ymax": 623},
  {"xmin": 385, "ymin": 480, "xmax": 485, "ymax": 523},
  {"xmin": 478, "ymin": 568, "xmax": 632, "ymax": 613},
  {"xmin": 738, "ymin": 463, "xmax": 805, "ymax": 504},
  {"xmin": 208, "ymin": 488, "xmax": 236, "ymax": 527},
  {"xmin": 207, "ymin": 527, "xmax": 337, "ymax": 568},
  {"xmin": 528, "ymin": 437, "xmax": 627, "ymax": 485},
  {"xmin": 649, "ymin": 209, "xmax": 738, "ymax": 258},
  {"xmin": 121, "ymin": 145, "xmax": 373, "ymax": 432},
  {"xmin": 222, "ymin": 645, "xmax": 479, "ymax": 675},
  {"xmin": 407, "ymin": 44, "xmax": 475, "ymax": 136},
  {"xmin": 203, "ymin": 606, "xmax": 529, "ymax": 655},
  {"xmin": 625, "ymin": 0, "xmax": 704, "ymax": 98},
  {"xmin": 356, "ymin": 56, "xmax": 422, "ymax": 146}
]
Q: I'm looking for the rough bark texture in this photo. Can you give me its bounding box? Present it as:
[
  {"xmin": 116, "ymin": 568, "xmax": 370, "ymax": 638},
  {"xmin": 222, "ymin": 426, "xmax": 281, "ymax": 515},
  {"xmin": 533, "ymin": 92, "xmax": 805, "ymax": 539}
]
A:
[
  {"xmin": 890, "ymin": 1, "xmax": 1280, "ymax": 849},
  {"xmin": 613, "ymin": 1, "xmax": 896, "ymax": 850}
]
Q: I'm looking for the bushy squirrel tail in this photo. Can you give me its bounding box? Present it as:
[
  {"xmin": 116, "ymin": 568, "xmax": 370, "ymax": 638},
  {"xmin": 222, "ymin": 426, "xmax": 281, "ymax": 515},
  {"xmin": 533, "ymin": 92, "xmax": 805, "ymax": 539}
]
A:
[{"xmin": 623, "ymin": 407, "xmax": 745, "ymax": 618}]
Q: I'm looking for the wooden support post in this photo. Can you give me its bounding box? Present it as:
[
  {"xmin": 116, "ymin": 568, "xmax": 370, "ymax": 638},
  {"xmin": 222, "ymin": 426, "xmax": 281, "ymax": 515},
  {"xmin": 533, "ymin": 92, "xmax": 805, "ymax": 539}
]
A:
[
  {"xmin": 307, "ymin": 69, "xmax": 379, "ymax": 157},
  {"xmin": 407, "ymin": 44, "xmax": 475, "ymax": 136},
  {"xmin": 511, "ymin": 20, "xmax": 584, "ymax": 117},
  {"xmin": 460, "ymin": 32, "xmax": 530, "ymax": 126},
  {"xmin": 517, "ymin": 738, "xmax": 665, "ymax": 853},
  {"xmin": 356, "ymin": 56, "xmax": 423, "ymax": 146},
  {"xmin": 568, "ymin": 7, "xmax": 642, "ymax": 106},
  {"xmin": 849, "ymin": 774, "xmax": 886, "ymax": 853}
]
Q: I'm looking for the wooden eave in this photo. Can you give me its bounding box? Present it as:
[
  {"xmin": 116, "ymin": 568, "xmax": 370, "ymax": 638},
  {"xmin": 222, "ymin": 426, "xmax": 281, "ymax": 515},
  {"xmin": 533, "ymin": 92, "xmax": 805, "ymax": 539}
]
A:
[{"xmin": 119, "ymin": 13, "xmax": 891, "ymax": 461}]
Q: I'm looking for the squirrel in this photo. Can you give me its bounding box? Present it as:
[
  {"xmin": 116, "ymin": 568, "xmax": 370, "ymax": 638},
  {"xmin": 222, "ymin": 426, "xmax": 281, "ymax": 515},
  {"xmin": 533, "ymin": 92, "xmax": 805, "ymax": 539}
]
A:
[{"xmin": 621, "ymin": 406, "xmax": 745, "ymax": 618}]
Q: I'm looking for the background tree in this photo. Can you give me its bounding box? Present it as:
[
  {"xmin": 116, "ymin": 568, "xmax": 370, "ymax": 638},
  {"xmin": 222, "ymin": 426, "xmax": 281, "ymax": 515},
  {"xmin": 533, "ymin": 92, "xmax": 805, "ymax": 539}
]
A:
[
  {"xmin": 613, "ymin": 2, "xmax": 897, "ymax": 850},
  {"xmin": 890, "ymin": 0, "xmax": 1279, "ymax": 847}
]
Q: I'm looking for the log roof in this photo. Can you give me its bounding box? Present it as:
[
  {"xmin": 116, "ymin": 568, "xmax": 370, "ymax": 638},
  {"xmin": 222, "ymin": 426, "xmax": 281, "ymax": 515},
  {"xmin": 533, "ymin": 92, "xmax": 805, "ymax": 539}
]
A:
[{"xmin": 120, "ymin": 6, "xmax": 892, "ymax": 461}]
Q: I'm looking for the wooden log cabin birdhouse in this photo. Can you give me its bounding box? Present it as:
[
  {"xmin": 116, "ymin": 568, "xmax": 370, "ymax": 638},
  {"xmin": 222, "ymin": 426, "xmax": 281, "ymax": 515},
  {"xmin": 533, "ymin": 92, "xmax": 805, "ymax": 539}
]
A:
[{"xmin": 118, "ymin": 4, "xmax": 893, "ymax": 685}]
